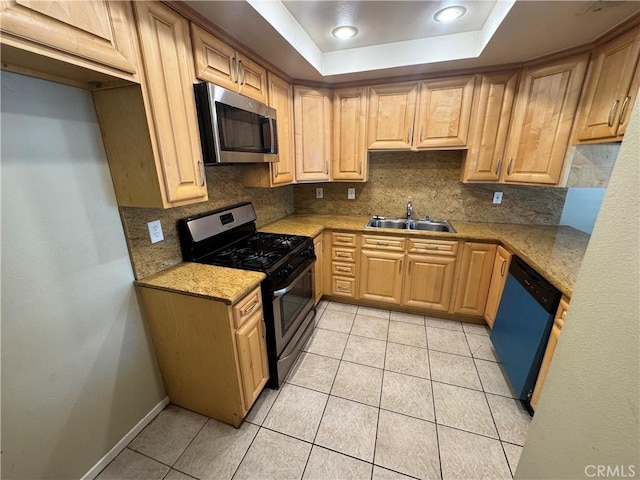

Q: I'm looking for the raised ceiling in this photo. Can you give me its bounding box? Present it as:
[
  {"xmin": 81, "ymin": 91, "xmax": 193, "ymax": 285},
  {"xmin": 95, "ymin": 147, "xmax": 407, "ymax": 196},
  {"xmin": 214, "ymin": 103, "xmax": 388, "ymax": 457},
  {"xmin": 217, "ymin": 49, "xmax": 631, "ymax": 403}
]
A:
[{"xmin": 185, "ymin": 0, "xmax": 640, "ymax": 84}]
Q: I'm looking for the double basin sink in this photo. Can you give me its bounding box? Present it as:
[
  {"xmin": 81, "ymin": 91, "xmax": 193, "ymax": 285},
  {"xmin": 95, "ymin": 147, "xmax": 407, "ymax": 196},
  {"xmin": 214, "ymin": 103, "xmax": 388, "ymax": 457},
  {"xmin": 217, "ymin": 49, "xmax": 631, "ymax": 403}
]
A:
[{"xmin": 365, "ymin": 216, "xmax": 456, "ymax": 233}]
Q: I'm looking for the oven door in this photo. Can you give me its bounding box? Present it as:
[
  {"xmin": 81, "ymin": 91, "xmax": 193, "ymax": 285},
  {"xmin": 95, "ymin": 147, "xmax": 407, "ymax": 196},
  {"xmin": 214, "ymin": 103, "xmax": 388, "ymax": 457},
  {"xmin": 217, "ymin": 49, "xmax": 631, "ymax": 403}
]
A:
[{"xmin": 272, "ymin": 264, "xmax": 314, "ymax": 356}]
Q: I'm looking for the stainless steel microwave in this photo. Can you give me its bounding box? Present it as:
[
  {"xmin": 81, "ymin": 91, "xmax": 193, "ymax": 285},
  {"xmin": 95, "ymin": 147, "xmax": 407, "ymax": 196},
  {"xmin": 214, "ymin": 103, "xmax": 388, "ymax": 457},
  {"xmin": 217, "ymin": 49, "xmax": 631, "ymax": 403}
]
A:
[{"xmin": 193, "ymin": 83, "xmax": 278, "ymax": 164}]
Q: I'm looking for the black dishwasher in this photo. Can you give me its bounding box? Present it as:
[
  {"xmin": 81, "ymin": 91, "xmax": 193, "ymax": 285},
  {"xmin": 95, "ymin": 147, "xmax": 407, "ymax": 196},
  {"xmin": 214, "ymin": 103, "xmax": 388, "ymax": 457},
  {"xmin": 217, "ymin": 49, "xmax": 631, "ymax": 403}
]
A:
[{"xmin": 490, "ymin": 256, "xmax": 561, "ymax": 411}]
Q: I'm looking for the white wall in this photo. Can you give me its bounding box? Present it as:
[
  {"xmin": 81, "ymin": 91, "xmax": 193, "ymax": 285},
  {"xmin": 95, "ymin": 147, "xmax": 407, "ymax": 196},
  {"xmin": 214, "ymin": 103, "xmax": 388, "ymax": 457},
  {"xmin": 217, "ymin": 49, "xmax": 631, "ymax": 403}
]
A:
[
  {"xmin": 516, "ymin": 97, "xmax": 640, "ymax": 477},
  {"xmin": 1, "ymin": 71, "xmax": 166, "ymax": 479},
  {"xmin": 560, "ymin": 187, "xmax": 606, "ymax": 234}
]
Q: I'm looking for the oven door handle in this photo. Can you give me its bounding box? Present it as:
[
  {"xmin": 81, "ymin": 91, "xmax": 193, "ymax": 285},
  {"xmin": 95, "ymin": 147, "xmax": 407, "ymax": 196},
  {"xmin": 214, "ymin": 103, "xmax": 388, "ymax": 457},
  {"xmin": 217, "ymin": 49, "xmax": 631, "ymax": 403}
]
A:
[{"xmin": 272, "ymin": 263, "xmax": 314, "ymax": 298}]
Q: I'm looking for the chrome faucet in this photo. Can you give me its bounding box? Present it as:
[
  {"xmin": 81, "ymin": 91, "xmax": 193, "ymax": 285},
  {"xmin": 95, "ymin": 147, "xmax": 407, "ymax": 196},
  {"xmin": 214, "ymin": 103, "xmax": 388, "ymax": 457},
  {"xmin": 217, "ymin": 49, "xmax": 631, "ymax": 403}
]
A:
[{"xmin": 406, "ymin": 199, "xmax": 413, "ymax": 220}]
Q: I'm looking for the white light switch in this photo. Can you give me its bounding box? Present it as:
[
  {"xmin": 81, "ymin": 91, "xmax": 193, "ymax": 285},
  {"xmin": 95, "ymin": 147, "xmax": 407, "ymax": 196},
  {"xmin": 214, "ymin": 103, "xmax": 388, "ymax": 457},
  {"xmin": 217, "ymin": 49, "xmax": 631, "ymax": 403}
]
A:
[
  {"xmin": 493, "ymin": 192, "xmax": 503, "ymax": 204},
  {"xmin": 348, "ymin": 188, "xmax": 356, "ymax": 200},
  {"xmin": 147, "ymin": 220, "xmax": 164, "ymax": 244},
  {"xmin": 316, "ymin": 187, "xmax": 324, "ymax": 199}
]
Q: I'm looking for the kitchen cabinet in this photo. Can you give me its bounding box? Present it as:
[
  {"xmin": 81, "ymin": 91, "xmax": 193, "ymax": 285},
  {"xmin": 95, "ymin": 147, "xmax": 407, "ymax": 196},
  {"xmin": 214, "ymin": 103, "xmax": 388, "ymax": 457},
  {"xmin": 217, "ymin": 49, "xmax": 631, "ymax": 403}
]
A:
[
  {"xmin": 453, "ymin": 242, "xmax": 497, "ymax": 317},
  {"xmin": 359, "ymin": 235, "xmax": 406, "ymax": 304},
  {"xmin": 332, "ymin": 87, "xmax": 369, "ymax": 181},
  {"xmin": 0, "ymin": 0, "xmax": 140, "ymax": 84},
  {"xmin": 294, "ymin": 86, "xmax": 332, "ymax": 182},
  {"xmin": 313, "ymin": 233, "xmax": 324, "ymax": 305},
  {"xmin": 530, "ymin": 297, "xmax": 569, "ymax": 410},
  {"xmin": 136, "ymin": 285, "xmax": 268, "ymax": 427},
  {"xmin": 502, "ymin": 54, "xmax": 588, "ymax": 185},
  {"xmin": 242, "ymin": 72, "xmax": 296, "ymax": 187},
  {"xmin": 403, "ymin": 238, "xmax": 458, "ymax": 312},
  {"xmin": 484, "ymin": 245, "xmax": 512, "ymax": 328},
  {"xmin": 191, "ymin": 23, "xmax": 267, "ymax": 103},
  {"xmin": 574, "ymin": 25, "xmax": 640, "ymax": 143},
  {"xmin": 367, "ymin": 76, "xmax": 474, "ymax": 151},
  {"xmin": 329, "ymin": 232, "xmax": 359, "ymax": 299},
  {"xmin": 93, "ymin": 1, "xmax": 208, "ymax": 208},
  {"xmin": 462, "ymin": 71, "xmax": 519, "ymax": 182}
]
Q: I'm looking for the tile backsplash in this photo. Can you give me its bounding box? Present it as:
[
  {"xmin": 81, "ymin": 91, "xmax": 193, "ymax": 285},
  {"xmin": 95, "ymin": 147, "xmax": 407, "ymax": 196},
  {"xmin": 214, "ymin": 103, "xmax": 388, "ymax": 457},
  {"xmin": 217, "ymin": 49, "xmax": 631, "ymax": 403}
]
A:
[
  {"xmin": 294, "ymin": 151, "xmax": 568, "ymax": 223},
  {"xmin": 120, "ymin": 165, "xmax": 294, "ymax": 279}
]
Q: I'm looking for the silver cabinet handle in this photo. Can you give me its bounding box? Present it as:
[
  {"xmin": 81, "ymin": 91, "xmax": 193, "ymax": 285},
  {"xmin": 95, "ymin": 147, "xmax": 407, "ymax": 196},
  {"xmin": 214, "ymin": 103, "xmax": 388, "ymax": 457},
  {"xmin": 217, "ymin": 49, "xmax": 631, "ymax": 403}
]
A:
[
  {"xmin": 507, "ymin": 158, "xmax": 513, "ymax": 175},
  {"xmin": 399, "ymin": 260, "xmax": 403, "ymax": 273},
  {"xmin": 495, "ymin": 157, "xmax": 502, "ymax": 176},
  {"xmin": 242, "ymin": 300, "xmax": 259, "ymax": 316},
  {"xmin": 274, "ymin": 162, "xmax": 279, "ymax": 177},
  {"xmin": 199, "ymin": 160, "xmax": 205, "ymax": 187},
  {"xmin": 407, "ymin": 127, "xmax": 411, "ymax": 144},
  {"xmin": 608, "ymin": 99, "xmax": 619, "ymax": 127},
  {"xmin": 500, "ymin": 258, "xmax": 506, "ymax": 276},
  {"xmin": 408, "ymin": 260, "xmax": 412, "ymax": 275},
  {"xmin": 233, "ymin": 56, "xmax": 239, "ymax": 84},
  {"xmin": 619, "ymin": 96, "xmax": 631, "ymax": 127},
  {"xmin": 359, "ymin": 160, "xmax": 362, "ymax": 175},
  {"xmin": 420, "ymin": 126, "xmax": 424, "ymax": 143},
  {"xmin": 239, "ymin": 60, "xmax": 246, "ymax": 86},
  {"xmin": 325, "ymin": 160, "xmax": 329, "ymax": 175}
]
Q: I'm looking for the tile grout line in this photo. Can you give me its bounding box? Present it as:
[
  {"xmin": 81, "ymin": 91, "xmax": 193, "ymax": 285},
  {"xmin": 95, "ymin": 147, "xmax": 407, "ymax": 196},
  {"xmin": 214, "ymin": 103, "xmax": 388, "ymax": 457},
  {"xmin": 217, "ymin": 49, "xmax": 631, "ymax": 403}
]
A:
[
  {"xmin": 370, "ymin": 307, "xmax": 391, "ymax": 480},
  {"xmin": 425, "ymin": 319, "xmax": 445, "ymax": 480}
]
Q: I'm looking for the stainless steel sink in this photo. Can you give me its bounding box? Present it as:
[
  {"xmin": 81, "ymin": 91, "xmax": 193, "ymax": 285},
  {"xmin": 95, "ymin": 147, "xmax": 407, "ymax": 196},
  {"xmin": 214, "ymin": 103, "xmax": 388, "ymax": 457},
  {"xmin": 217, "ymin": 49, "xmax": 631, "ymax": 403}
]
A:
[{"xmin": 365, "ymin": 216, "xmax": 456, "ymax": 233}]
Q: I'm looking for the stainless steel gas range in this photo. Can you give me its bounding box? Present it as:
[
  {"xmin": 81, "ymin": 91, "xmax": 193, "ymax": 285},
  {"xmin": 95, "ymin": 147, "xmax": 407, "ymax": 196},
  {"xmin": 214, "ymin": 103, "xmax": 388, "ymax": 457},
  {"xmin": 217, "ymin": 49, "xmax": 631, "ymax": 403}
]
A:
[{"xmin": 178, "ymin": 203, "xmax": 316, "ymax": 388}]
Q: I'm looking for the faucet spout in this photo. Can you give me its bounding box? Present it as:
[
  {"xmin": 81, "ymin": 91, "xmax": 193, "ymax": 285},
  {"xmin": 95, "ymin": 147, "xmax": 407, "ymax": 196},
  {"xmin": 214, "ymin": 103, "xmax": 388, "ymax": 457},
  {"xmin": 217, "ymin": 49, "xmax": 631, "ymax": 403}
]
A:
[{"xmin": 406, "ymin": 199, "xmax": 413, "ymax": 221}]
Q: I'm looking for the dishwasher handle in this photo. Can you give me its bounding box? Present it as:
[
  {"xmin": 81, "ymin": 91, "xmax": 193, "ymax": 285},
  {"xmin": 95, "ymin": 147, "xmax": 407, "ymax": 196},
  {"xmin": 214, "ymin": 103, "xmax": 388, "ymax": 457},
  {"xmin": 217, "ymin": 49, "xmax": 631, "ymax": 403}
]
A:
[{"xmin": 509, "ymin": 256, "xmax": 561, "ymax": 314}]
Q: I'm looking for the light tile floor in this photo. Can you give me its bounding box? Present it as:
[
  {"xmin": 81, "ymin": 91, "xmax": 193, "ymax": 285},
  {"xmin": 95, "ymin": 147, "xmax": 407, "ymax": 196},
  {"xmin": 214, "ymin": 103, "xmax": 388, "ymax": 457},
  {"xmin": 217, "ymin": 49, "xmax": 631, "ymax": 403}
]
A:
[{"xmin": 97, "ymin": 301, "xmax": 531, "ymax": 480}]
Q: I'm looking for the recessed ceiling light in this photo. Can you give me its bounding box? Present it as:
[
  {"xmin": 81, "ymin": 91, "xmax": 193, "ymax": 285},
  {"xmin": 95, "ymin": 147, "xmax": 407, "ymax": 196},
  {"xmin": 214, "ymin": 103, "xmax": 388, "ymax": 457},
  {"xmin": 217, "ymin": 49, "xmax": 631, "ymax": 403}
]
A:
[
  {"xmin": 433, "ymin": 6, "xmax": 467, "ymax": 23},
  {"xmin": 331, "ymin": 25, "xmax": 359, "ymax": 39}
]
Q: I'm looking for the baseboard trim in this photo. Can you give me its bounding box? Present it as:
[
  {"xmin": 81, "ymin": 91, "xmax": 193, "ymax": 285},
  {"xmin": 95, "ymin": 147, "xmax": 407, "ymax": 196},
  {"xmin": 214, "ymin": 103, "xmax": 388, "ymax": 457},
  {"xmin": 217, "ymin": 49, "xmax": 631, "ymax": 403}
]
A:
[{"xmin": 81, "ymin": 396, "xmax": 170, "ymax": 480}]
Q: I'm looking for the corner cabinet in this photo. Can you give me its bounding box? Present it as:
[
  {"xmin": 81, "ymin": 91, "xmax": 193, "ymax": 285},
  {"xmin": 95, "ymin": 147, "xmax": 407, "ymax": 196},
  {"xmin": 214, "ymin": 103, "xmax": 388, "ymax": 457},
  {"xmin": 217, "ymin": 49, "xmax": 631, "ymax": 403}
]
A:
[
  {"xmin": 294, "ymin": 86, "xmax": 332, "ymax": 182},
  {"xmin": 574, "ymin": 25, "xmax": 640, "ymax": 143},
  {"xmin": 93, "ymin": 1, "xmax": 207, "ymax": 208},
  {"xmin": 502, "ymin": 54, "xmax": 588, "ymax": 185},
  {"xmin": 136, "ymin": 285, "xmax": 268, "ymax": 427},
  {"xmin": 452, "ymin": 242, "xmax": 497, "ymax": 317},
  {"xmin": 0, "ymin": 0, "xmax": 140, "ymax": 83},
  {"xmin": 332, "ymin": 87, "xmax": 369, "ymax": 181}
]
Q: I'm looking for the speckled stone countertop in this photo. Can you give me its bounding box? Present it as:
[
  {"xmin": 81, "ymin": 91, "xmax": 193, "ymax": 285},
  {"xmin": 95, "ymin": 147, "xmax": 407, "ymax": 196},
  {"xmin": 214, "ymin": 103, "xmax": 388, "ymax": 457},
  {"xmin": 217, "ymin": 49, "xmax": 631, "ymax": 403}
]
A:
[
  {"xmin": 135, "ymin": 263, "xmax": 265, "ymax": 305},
  {"xmin": 261, "ymin": 214, "xmax": 591, "ymax": 298}
]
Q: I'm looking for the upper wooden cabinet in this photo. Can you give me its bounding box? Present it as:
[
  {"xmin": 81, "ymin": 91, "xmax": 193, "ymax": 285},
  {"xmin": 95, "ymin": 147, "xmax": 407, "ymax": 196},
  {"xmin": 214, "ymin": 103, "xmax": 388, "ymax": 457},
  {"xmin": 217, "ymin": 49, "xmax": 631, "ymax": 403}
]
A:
[
  {"xmin": 367, "ymin": 82, "xmax": 419, "ymax": 150},
  {"xmin": 332, "ymin": 87, "xmax": 369, "ymax": 181},
  {"xmin": 191, "ymin": 23, "xmax": 267, "ymax": 103},
  {"xmin": 574, "ymin": 25, "xmax": 640, "ymax": 143},
  {"xmin": 452, "ymin": 242, "xmax": 497, "ymax": 317},
  {"xmin": 0, "ymin": 0, "xmax": 140, "ymax": 83},
  {"xmin": 242, "ymin": 72, "xmax": 296, "ymax": 187},
  {"xmin": 503, "ymin": 54, "xmax": 589, "ymax": 185},
  {"xmin": 93, "ymin": 1, "xmax": 207, "ymax": 208},
  {"xmin": 367, "ymin": 76, "xmax": 474, "ymax": 151},
  {"xmin": 462, "ymin": 71, "xmax": 519, "ymax": 182},
  {"xmin": 294, "ymin": 86, "xmax": 332, "ymax": 182},
  {"xmin": 414, "ymin": 75, "xmax": 475, "ymax": 149},
  {"xmin": 484, "ymin": 245, "xmax": 512, "ymax": 328}
]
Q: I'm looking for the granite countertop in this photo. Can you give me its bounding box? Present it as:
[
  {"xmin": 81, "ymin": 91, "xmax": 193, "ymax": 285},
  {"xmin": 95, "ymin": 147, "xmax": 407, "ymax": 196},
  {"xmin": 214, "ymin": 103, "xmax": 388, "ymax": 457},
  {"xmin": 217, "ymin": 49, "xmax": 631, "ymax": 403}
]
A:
[
  {"xmin": 135, "ymin": 262, "xmax": 265, "ymax": 305},
  {"xmin": 261, "ymin": 214, "xmax": 591, "ymax": 298}
]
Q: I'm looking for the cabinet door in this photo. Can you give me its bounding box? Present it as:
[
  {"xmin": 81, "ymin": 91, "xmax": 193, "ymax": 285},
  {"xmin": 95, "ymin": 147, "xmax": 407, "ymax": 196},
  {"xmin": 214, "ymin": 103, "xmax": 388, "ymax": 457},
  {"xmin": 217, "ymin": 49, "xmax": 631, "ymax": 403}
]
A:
[
  {"xmin": 484, "ymin": 245, "xmax": 512, "ymax": 328},
  {"xmin": 0, "ymin": 0, "xmax": 139, "ymax": 80},
  {"xmin": 236, "ymin": 52, "xmax": 268, "ymax": 103},
  {"xmin": 359, "ymin": 249, "xmax": 404, "ymax": 304},
  {"xmin": 402, "ymin": 253, "xmax": 456, "ymax": 311},
  {"xmin": 332, "ymin": 87, "xmax": 369, "ymax": 181},
  {"xmin": 463, "ymin": 71, "xmax": 518, "ymax": 182},
  {"xmin": 191, "ymin": 23, "xmax": 237, "ymax": 91},
  {"xmin": 294, "ymin": 86, "xmax": 332, "ymax": 182},
  {"xmin": 504, "ymin": 54, "xmax": 588, "ymax": 185},
  {"xmin": 530, "ymin": 297, "xmax": 569, "ymax": 410},
  {"xmin": 414, "ymin": 75, "xmax": 475, "ymax": 149},
  {"xmin": 269, "ymin": 73, "xmax": 295, "ymax": 185},
  {"xmin": 313, "ymin": 234, "xmax": 324, "ymax": 305},
  {"xmin": 453, "ymin": 242, "xmax": 497, "ymax": 316},
  {"xmin": 235, "ymin": 312, "xmax": 269, "ymax": 411},
  {"xmin": 134, "ymin": 2, "xmax": 207, "ymax": 206},
  {"xmin": 575, "ymin": 26, "xmax": 640, "ymax": 142},
  {"xmin": 367, "ymin": 82, "xmax": 418, "ymax": 150}
]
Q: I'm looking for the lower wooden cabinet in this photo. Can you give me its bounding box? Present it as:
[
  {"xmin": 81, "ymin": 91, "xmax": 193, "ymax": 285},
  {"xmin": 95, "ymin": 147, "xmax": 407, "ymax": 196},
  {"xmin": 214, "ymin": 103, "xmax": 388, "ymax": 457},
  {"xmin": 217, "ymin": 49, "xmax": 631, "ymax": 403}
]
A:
[
  {"xmin": 402, "ymin": 252, "xmax": 457, "ymax": 311},
  {"xmin": 530, "ymin": 297, "xmax": 569, "ymax": 410},
  {"xmin": 136, "ymin": 285, "xmax": 268, "ymax": 427},
  {"xmin": 359, "ymin": 248, "xmax": 405, "ymax": 304},
  {"xmin": 484, "ymin": 245, "xmax": 512, "ymax": 328},
  {"xmin": 453, "ymin": 242, "xmax": 497, "ymax": 316},
  {"xmin": 313, "ymin": 233, "xmax": 324, "ymax": 305},
  {"xmin": 329, "ymin": 232, "xmax": 358, "ymax": 299}
]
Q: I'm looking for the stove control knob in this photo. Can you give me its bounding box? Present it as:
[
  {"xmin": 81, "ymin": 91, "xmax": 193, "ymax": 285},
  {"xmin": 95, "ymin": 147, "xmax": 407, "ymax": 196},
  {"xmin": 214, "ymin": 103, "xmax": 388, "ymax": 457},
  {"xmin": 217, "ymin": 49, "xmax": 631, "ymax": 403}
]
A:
[
  {"xmin": 280, "ymin": 264, "xmax": 294, "ymax": 278},
  {"xmin": 301, "ymin": 247, "xmax": 314, "ymax": 258}
]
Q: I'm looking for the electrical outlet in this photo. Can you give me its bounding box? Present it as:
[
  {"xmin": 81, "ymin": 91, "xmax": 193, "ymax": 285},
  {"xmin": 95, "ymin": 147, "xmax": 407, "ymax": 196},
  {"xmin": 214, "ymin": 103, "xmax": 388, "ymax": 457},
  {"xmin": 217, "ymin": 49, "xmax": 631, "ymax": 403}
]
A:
[
  {"xmin": 493, "ymin": 192, "xmax": 503, "ymax": 204},
  {"xmin": 347, "ymin": 188, "xmax": 356, "ymax": 200},
  {"xmin": 147, "ymin": 220, "xmax": 164, "ymax": 244},
  {"xmin": 316, "ymin": 187, "xmax": 324, "ymax": 199}
]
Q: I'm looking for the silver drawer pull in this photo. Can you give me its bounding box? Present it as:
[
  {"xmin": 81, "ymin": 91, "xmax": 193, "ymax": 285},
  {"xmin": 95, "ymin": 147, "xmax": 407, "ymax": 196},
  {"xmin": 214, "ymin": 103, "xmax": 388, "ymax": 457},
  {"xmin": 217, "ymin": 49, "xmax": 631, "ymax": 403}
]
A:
[
  {"xmin": 336, "ymin": 267, "xmax": 350, "ymax": 272},
  {"xmin": 337, "ymin": 252, "xmax": 350, "ymax": 257},
  {"xmin": 376, "ymin": 241, "xmax": 389, "ymax": 246},
  {"xmin": 242, "ymin": 300, "xmax": 258, "ymax": 316},
  {"xmin": 608, "ymin": 99, "xmax": 620, "ymax": 127}
]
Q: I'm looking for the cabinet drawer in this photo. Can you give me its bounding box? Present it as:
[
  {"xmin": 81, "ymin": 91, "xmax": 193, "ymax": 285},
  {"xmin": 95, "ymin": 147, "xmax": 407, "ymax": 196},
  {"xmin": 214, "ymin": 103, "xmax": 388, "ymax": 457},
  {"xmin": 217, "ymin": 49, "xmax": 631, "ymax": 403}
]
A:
[
  {"xmin": 331, "ymin": 232, "xmax": 357, "ymax": 247},
  {"xmin": 233, "ymin": 287, "xmax": 262, "ymax": 329},
  {"xmin": 331, "ymin": 277, "xmax": 357, "ymax": 298},
  {"xmin": 361, "ymin": 235, "xmax": 406, "ymax": 251},
  {"xmin": 408, "ymin": 238, "xmax": 458, "ymax": 256},
  {"xmin": 332, "ymin": 262, "xmax": 356, "ymax": 277},
  {"xmin": 332, "ymin": 247, "xmax": 357, "ymax": 263}
]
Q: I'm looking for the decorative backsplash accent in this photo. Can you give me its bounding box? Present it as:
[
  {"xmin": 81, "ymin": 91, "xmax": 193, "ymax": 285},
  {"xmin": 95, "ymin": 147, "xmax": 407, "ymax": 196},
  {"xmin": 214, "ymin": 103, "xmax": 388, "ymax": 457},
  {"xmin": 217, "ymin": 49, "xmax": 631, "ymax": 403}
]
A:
[
  {"xmin": 565, "ymin": 143, "xmax": 620, "ymax": 188},
  {"xmin": 120, "ymin": 165, "xmax": 294, "ymax": 279},
  {"xmin": 294, "ymin": 151, "xmax": 568, "ymax": 223}
]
